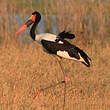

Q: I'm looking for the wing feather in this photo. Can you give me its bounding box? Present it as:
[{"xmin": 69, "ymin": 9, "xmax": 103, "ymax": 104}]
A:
[
  {"xmin": 41, "ymin": 40, "xmax": 80, "ymax": 59},
  {"xmin": 57, "ymin": 30, "xmax": 75, "ymax": 40}
]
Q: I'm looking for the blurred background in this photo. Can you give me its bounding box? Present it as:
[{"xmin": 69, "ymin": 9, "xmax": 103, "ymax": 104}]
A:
[
  {"xmin": 0, "ymin": 0, "xmax": 110, "ymax": 110},
  {"xmin": 0, "ymin": 0, "xmax": 110, "ymax": 44}
]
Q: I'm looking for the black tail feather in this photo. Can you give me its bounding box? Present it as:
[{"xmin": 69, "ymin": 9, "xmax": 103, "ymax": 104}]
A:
[
  {"xmin": 58, "ymin": 31, "xmax": 75, "ymax": 39},
  {"xmin": 82, "ymin": 61, "xmax": 91, "ymax": 67},
  {"xmin": 79, "ymin": 49, "xmax": 91, "ymax": 67}
]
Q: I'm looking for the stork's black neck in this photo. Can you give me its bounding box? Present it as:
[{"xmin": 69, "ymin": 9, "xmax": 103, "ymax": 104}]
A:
[
  {"xmin": 30, "ymin": 12, "xmax": 41, "ymax": 40},
  {"xmin": 30, "ymin": 22, "xmax": 38, "ymax": 40}
]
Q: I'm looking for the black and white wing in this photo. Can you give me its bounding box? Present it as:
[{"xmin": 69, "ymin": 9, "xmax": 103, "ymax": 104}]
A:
[
  {"xmin": 41, "ymin": 39, "xmax": 91, "ymax": 67},
  {"xmin": 41, "ymin": 39, "xmax": 79, "ymax": 59}
]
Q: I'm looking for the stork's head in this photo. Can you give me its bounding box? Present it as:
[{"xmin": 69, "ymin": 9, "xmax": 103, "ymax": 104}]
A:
[{"xmin": 16, "ymin": 11, "xmax": 41, "ymax": 36}]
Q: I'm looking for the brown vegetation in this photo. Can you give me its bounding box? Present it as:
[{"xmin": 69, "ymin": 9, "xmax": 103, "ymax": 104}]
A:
[{"xmin": 0, "ymin": 0, "xmax": 110, "ymax": 110}]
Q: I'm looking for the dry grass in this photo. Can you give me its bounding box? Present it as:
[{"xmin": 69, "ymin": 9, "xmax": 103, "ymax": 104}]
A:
[
  {"xmin": 0, "ymin": 0, "xmax": 110, "ymax": 110},
  {"xmin": 0, "ymin": 40, "xmax": 110, "ymax": 110}
]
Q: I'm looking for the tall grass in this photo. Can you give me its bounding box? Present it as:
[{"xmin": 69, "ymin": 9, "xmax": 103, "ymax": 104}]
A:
[
  {"xmin": 1, "ymin": 0, "xmax": 110, "ymax": 45},
  {"xmin": 0, "ymin": 0, "xmax": 110, "ymax": 110}
]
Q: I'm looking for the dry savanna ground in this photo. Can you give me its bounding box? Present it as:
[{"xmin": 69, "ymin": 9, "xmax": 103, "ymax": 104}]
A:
[
  {"xmin": 0, "ymin": 40, "xmax": 110, "ymax": 110},
  {"xmin": 0, "ymin": 0, "xmax": 110, "ymax": 110}
]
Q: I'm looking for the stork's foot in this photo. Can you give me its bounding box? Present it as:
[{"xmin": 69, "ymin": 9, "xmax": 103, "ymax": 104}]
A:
[
  {"xmin": 64, "ymin": 75, "xmax": 70, "ymax": 84},
  {"xmin": 33, "ymin": 88, "xmax": 40, "ymax": 100}
]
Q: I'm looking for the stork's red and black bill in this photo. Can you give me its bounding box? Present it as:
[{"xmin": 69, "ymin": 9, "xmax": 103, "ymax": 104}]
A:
[{"xmin": 15, "ymin": 15, "xmax": 36, "ymax": 36}]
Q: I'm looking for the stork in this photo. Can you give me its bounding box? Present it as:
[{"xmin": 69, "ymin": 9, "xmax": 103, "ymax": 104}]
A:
[{"xmin": 16, "ymin": 11, "xmax": 91, "ymax": 84}]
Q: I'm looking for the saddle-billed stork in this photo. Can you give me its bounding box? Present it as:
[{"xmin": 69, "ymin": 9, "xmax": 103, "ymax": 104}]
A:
[{"xmin": 16, "ymin": 11, "xmax": 91, "ymax": 84}]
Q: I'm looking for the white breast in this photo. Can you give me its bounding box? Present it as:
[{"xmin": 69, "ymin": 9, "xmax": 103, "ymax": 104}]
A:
[{"xmin": 35, "ymin": 33, "xmax": 57, "ymax": 42}]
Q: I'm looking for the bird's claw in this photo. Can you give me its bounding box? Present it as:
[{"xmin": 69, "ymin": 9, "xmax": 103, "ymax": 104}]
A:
[{"xmin": 64, "ymin": 76, "xmax": 70, "ymax": 84}]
